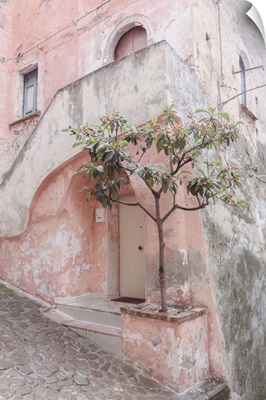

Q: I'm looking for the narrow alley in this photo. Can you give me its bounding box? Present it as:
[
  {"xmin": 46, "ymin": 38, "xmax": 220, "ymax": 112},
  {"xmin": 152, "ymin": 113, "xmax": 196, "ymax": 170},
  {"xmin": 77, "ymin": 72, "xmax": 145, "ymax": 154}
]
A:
[{"xmin": 0, "ymin": 282, "xmax": 179, "ymax": 400}]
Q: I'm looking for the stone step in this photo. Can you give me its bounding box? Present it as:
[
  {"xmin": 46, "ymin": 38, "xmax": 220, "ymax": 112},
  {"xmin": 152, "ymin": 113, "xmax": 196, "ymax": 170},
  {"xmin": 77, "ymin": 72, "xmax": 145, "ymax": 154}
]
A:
[
  {"xmin": 55, "ymin": 304, "xmax": 122, "ymax": 356},
  {"xmin": 62, "ymin": 319, "xmax": 122, "ymax": 337},
  {"xmin": 176, "ymin": 378, "xmax": 230, "ymax": 400},
  {"xmin": 56, "ymin": 304, "xmax": 121, "ymax": 329}
]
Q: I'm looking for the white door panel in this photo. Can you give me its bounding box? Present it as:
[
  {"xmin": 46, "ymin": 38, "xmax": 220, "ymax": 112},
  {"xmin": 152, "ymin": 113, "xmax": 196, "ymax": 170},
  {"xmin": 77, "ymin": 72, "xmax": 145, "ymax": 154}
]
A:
[{"xmin": 119, "ymin": 196, "xmax": 146, "ymax": 298}]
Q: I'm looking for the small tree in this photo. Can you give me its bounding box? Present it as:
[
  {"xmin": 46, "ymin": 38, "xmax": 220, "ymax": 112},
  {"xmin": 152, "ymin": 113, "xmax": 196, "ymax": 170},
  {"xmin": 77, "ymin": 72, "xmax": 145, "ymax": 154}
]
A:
[{"xmin": 66, "ymin": 106, "xmax": 244, "ymax": 312}]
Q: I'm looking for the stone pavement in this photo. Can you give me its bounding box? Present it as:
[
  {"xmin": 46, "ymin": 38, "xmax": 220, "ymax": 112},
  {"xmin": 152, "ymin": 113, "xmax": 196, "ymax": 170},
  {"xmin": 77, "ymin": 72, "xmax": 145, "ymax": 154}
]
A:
[{"xmin": 0, "ymin": 283, "xmax": 180, "ymax": 400}]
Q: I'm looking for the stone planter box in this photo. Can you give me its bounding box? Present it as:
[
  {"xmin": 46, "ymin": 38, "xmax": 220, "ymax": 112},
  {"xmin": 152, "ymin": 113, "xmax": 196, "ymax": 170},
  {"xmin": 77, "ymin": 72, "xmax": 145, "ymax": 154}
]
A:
[{"xmin": 121, "ymin": 306, "xmax": 210, "ymax": 393}]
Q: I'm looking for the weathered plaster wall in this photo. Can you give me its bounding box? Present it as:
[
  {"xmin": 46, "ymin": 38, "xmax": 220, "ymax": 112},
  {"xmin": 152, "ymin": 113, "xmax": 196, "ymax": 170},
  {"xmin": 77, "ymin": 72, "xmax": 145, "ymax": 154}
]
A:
[
  {"xmin": 202, "ymin": 132, "xmax": 266, "ymax": 399},
  {"xmin": 0, "ymin": 1, "xmax": 266, "ymax": 398},
  {"xmin": 121, "ymin": 308, "xmax": 209, "ymax": 392},
  {"xmin": 0, "ymin": 152, "xmax": 119, "ymax": 301},
  {"xmin": 0, "ymin": 0, "xmax": 12, "ymax": 135},
  {"xmin": 0, "ymin": 39, "xmax": 227, "ymax": 381},
  {"xmin": 9, "ymin": 0, "xmax": 193, "ymax": 124},
  {"xmin": 0, "ymin": 0, "xmax": 194, "ymax": 181},
  {"xmin": 1, "ymin": 114, "xmax": 41, "ymax": 183},
  {"xmin": 192, "ymin": 1, "xmax": 266, "ymax": 399},
  {"xmin": 111, "ymin": 123, "xmax": 227, "ymax": 379},
  {"xmin": 0, "ymin": 0, "xmax": 13, "ymax": 175},
  {"xmin": 0, "ymin": 41, "xmax": 204, "ymax": 237}
]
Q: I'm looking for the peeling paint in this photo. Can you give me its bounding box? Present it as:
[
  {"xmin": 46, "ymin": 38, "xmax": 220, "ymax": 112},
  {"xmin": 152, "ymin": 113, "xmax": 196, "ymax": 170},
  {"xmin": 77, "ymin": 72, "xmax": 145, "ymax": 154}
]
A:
[
  {"xmin": 122, "ymin": 311, "xmax": 209, "ymax": 391},
  {"xmin": 0, "ymin": 1, "xmax": 265, "ymax": 398},
  {"xmin": 179, "ymin": 249, "xmax": 188, "ymax": 266}
]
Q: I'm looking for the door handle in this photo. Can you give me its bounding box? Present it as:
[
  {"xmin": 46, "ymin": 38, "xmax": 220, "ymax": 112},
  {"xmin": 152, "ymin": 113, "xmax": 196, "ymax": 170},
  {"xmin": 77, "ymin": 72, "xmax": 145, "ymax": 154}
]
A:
[{"xmin": 138, "ymin": 246, "xmax": 143, "ymax": 250}]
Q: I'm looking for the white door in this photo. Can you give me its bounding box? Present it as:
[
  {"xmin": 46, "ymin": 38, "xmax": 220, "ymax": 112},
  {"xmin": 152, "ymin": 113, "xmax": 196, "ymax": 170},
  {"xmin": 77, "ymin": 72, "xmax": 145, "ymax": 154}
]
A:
[{"xmin": 119, "ymin": 196, "xmax": 146, "ymax": 299}]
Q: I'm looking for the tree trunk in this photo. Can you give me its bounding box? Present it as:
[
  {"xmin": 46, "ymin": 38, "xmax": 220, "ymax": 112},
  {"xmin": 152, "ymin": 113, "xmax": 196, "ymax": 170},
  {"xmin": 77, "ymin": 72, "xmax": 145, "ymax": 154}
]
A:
[{"xmin": 155, "ymin": 197, "xmax": 167, "ymax": 312}]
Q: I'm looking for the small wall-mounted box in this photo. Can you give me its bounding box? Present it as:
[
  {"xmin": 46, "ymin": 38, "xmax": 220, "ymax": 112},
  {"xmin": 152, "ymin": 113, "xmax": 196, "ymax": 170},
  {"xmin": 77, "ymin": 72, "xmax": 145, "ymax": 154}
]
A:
[{"xmin": 95, "ymin": 208, "xmax": 105, "ymax": 223}]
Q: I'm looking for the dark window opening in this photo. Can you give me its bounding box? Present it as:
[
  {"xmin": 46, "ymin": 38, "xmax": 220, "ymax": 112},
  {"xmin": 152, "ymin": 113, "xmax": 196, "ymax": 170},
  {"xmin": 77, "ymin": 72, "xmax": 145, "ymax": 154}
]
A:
[
  {"xmin": 114, "ymin": 26, "xmax": 147, "ymax": 60},
  {"xmin": 239, "ymin": 55, "xmax": 247, "ymax": 106}
]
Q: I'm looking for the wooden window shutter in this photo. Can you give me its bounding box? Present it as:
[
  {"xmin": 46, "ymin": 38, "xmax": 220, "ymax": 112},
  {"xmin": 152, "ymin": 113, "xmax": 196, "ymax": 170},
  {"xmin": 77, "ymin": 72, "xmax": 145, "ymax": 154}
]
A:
[
  {"xmin": 23, "ymin": 69, "xmax": 38, "ymax": 116},
  {"xmin": 114, "ymin": 27, "xmax": 147, "ymax": 60}
]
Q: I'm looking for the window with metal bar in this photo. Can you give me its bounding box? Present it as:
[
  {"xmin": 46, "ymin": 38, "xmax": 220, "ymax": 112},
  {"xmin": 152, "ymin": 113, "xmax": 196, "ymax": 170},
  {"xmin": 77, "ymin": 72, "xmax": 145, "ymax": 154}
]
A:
[{"xmin": 239, "ymin": 55, "xmax": 247, "ymax": 106}]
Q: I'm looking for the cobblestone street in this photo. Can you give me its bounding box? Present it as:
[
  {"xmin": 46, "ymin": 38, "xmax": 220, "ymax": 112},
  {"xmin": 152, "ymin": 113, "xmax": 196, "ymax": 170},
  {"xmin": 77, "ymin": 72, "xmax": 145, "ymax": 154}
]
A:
[{"xmin": 0, "ymin": 283, "xmax": 180, "ymax": 400}]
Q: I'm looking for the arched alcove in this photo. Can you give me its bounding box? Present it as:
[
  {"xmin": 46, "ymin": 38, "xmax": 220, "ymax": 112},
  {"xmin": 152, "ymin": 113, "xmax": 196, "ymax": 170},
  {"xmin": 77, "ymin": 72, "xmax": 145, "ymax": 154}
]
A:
[{"xmin": 103, "ymin": 15, "xmax": 153, "ymax": 65}]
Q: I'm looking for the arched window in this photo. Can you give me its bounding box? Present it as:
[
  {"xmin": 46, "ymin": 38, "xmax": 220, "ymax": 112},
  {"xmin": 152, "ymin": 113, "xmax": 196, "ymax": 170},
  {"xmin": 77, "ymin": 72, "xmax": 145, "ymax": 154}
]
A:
[
  {"xmin": 239, "ymin": 55, "xmax": 247, "ymax": 105},
  {"xmin": 114, "ymin": 26, "xmax": 147, "ymax": 60}
]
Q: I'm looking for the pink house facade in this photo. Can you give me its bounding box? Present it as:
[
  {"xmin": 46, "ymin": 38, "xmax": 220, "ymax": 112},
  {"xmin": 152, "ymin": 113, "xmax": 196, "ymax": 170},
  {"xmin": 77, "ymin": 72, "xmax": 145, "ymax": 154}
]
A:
[{"xmin": 0, "ymin": 1, "xmax": 266, "ymax": 398}]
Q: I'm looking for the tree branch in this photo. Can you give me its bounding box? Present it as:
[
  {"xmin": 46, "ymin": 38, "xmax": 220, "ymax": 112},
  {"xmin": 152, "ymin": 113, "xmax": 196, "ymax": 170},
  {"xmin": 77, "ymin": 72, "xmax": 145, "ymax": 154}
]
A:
[
  {"xmin": 139, "ymin": 174, "xmax": 160, "ymax": 198},
  {"xmin": 161, "ymin": 201, "xmax": 207, "ymax": 223},
  {"xmin": 178, "ymin": 156, "xmax": 193, "ymax": 170},
  {"xmin": 113, "ymin": 198, "xmax": 157, "ymax": 222},
  {"xmin": 222, "ymin": 83, "xmax": 266, "ymax": 107}
]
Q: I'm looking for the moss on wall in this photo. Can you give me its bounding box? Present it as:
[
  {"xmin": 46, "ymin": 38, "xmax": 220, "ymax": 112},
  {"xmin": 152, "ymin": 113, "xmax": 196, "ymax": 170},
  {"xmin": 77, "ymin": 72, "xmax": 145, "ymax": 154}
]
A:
[{"xmin": 204, "ymin": 215, "xmax": 266, "ymax": 399}]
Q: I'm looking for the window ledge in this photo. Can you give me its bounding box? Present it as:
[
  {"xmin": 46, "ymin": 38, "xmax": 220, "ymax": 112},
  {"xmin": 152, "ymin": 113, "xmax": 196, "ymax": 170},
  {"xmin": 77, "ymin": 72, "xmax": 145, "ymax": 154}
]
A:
[
  {"xmin": 9, "ymin": 111, "xmax": 41, "ymax": 127},
  {"xmin": 239, "ymin": 104, "xmax": 258, "ymax": 122}
]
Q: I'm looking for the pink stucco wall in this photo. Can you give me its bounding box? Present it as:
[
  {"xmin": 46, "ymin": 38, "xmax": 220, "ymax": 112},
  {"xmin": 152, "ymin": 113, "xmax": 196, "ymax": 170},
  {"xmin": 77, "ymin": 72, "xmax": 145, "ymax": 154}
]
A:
[
  {"xmin": 0, "ymin": 1, "xmax": 13, "ymax": 175},
  {"xmin": 0, "ymin": 119, "xmax": 227, "ymax": 379},
  {"xmin": 9, "ymin": 0, "xmax": 192, "ymax": 123},
  {"xmin": 131, "ymin": 179, "xmax": 226, "ymax": 379},
  {"xmin": 0, "ymin": 153, "xmax": 119, "ymax": 301},
  {"xmin": 0, "ymin": 1, "xmax": 12, "ymax": 137},
  {"xmin": 121, "ymin": 308, "xmax": 210, "ymax": 392},
  {"xmin": 0, "ymin": 0, "xmax": 193, "ymax": 181},
  {"xmin": 0, "ymin": 1, "xmax": 265, "ymax": 398}
]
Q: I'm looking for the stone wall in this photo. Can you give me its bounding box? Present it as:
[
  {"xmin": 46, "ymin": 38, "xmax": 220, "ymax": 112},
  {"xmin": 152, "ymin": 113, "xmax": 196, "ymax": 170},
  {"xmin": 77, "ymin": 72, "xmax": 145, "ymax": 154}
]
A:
[{"xmin": 193, "ymin": 1, "xmax": 266, "ymax": 399}]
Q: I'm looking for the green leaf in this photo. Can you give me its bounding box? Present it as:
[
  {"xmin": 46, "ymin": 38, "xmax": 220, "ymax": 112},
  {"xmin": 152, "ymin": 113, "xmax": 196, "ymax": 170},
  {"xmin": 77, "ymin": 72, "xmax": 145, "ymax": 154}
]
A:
[
  {"xmin": 236, "ymin": 199, "xmax": 246, "ymax": 209},
  {"xmin": 161, "ymin": 176, "xmax": 170, "ymax": 192},
  {"xmin": 197, "ymin": 168, "xmax": 207, "ymax": 177},
  {"xmin": 209, "ymin": 107, "xmax": 216, "ymax": 115},
  {"xmin": 180, "ymin": 170, "xmax": 193, "ymax": 176},
  {"xmin": 194, "ymin": 109, "xmax": 208, "ymax": 114},
  {"xmin": 110, "ymin": 185, "xmax": 119, "ymax": 200},
  {"xmin": 146, "ymin": 177, "xmax": 154, "ymax": 187},
  {"xmin": 118, "ymin": 140, "xmax": 129, "ymax": 146},
  {"xmin": 86, "ymin": 192, "xmax": 93, "ymax": 201},
  {"xmin": 72, "ymin": 141, "xmax": 85, "ymax": 148},
  {"xmin": 218, "ymin": 112, "xmax": 230, "ymax": 121},
  {"xmin": 80, "ymin": 185, "xmax": 90, "ymax": 192},
  {"xmin": 104, "ymin": 150, "xmax": 115, "ymax": 162},
  {"xmin": 190, "ymin": 149, "xmax": 202, "ymax": 158},
  {"xmin": 95, "ymin": 165, "xmax": 104, "ymax": 174},
  {"xmin": 209, "ymin": 160, "xmax": 222, "ymax": 167}
]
